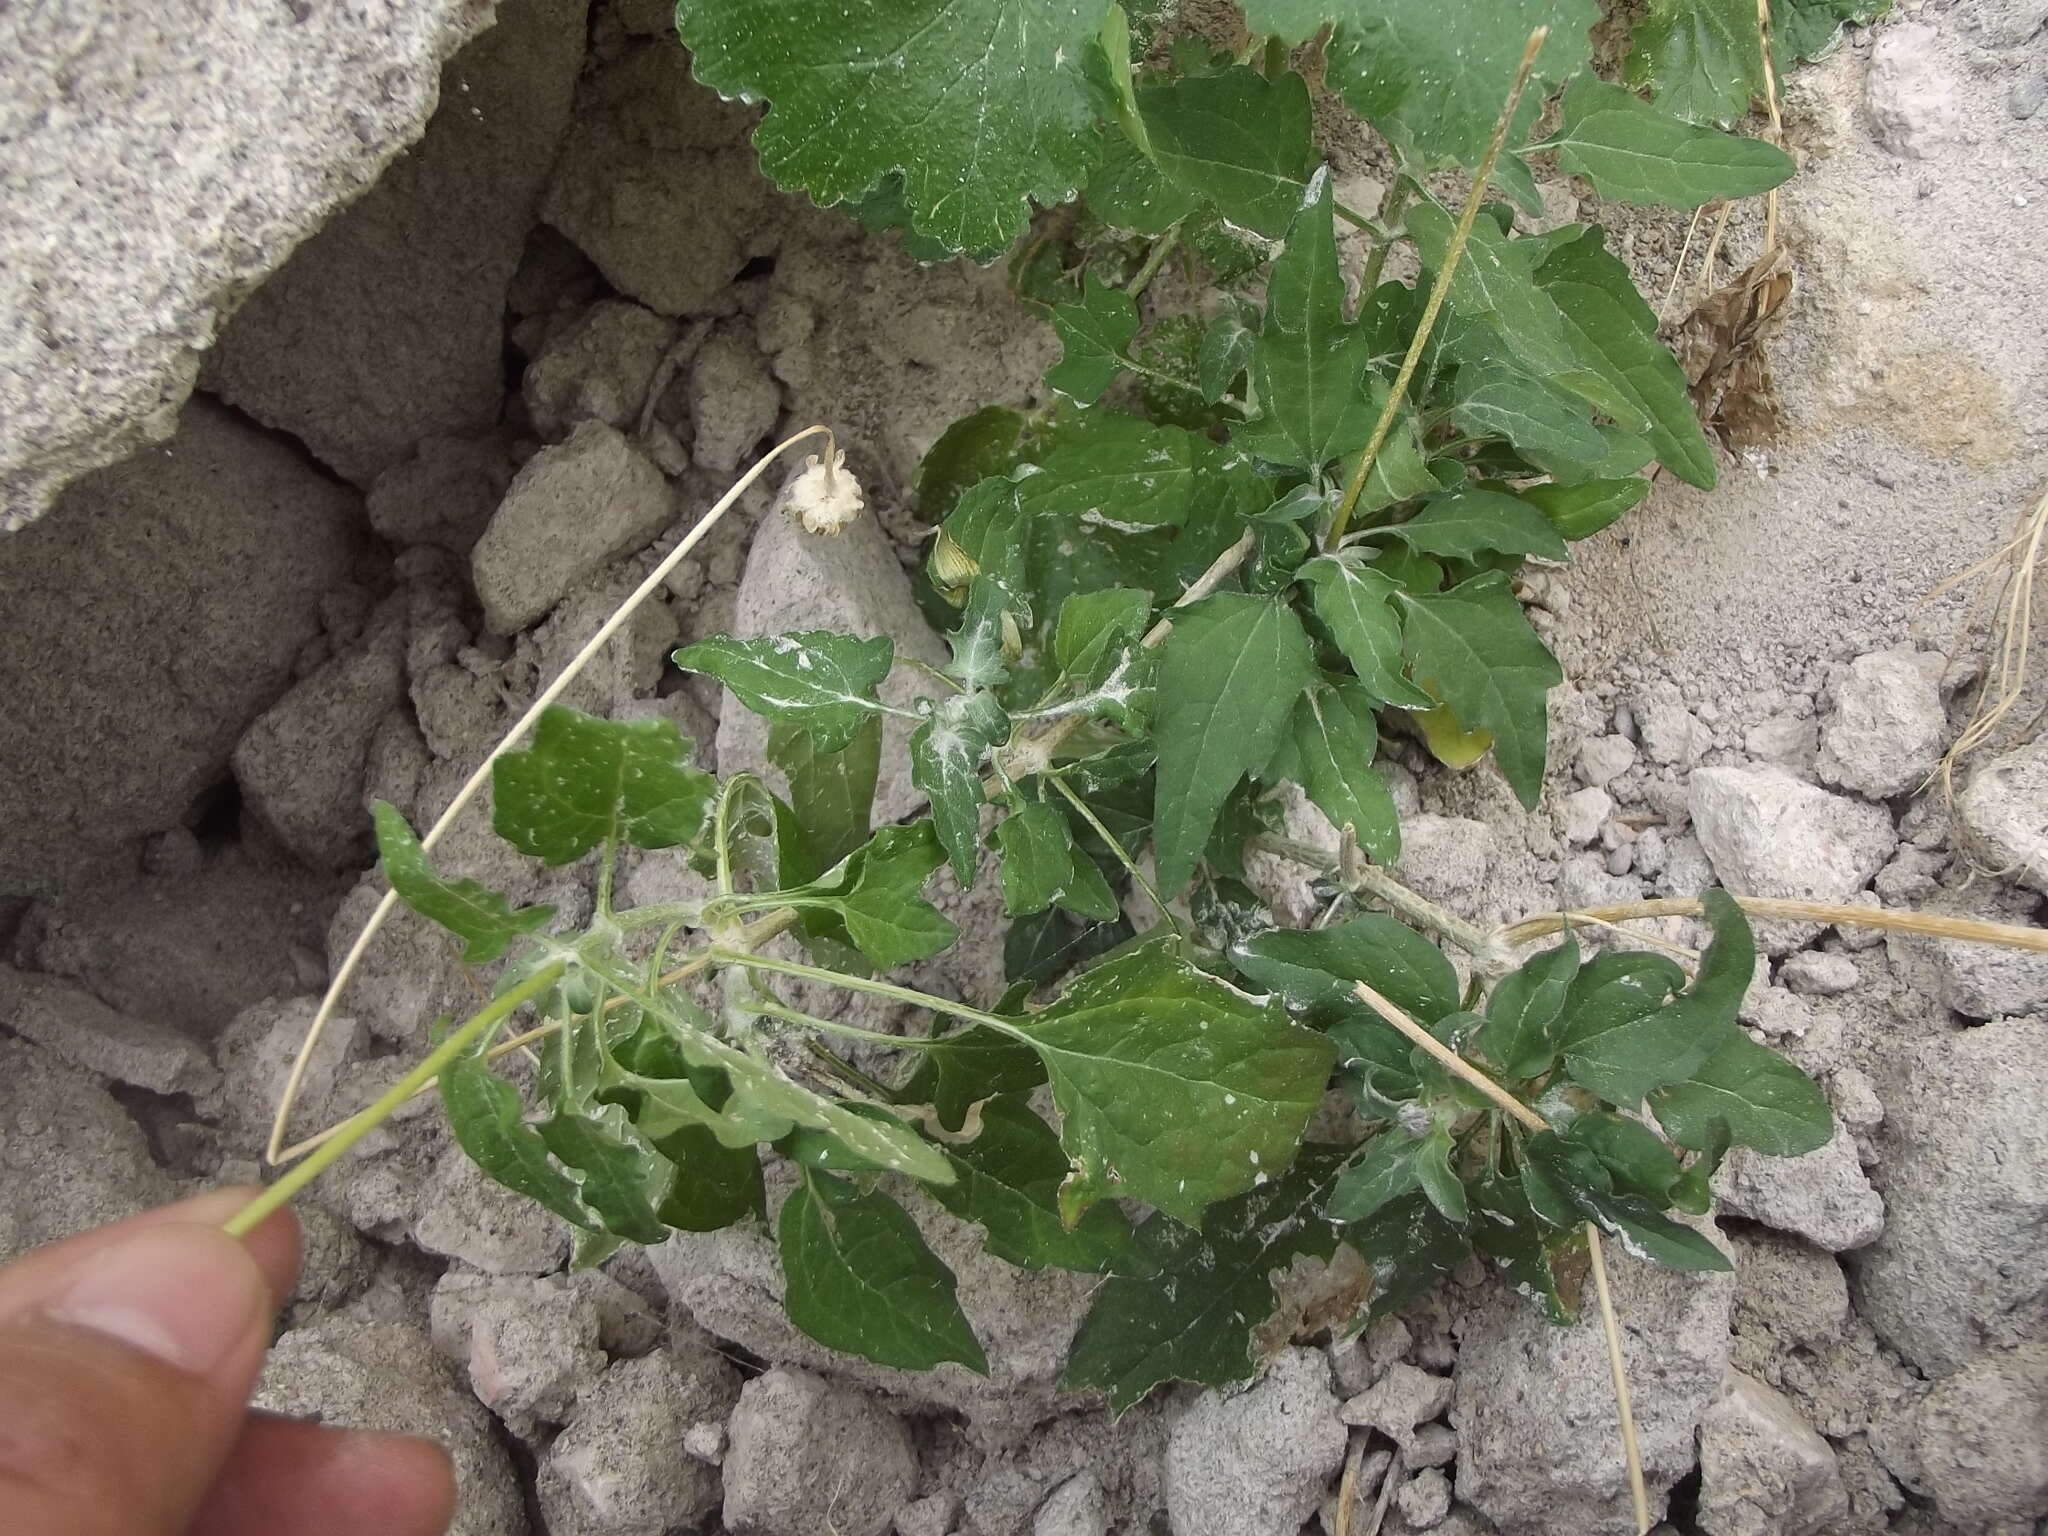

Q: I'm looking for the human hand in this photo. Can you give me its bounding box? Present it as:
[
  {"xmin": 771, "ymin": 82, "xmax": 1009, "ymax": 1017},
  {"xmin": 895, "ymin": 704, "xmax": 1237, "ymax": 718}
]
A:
[{"xmin": 0, "ymin": 1189, "xmax": 456, "ymax": 1536}]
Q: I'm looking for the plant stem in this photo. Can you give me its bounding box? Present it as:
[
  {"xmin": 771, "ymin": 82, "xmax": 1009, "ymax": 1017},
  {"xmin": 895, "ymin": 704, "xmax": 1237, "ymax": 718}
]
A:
[
  {"xmin": 596, "ymin": 839, "xmax": 618, "ymax": 918},
  {"xmin": 270, "ymin": 423, "xmax": 841, "ymax": 1165},
  {"xmin": 1586, "ymin": 1222, "xmax": 1653, "ymax": 1535},
  {"xmin": 1353, "ymin": 981, "xmax": 1544, "ymax": 1131},
  {"xmin": 1498, "ymin": 896, "xmax": 2048, "ymax": 954},
  {"xmin": 1333, "ymin": 200, "xmax": 1392, "ymax": 241},
  {"xmin": 1046, "ymin": 772, "xmax": 1176, "ymax": 933},
  {"xmin": 1324, "ymin": 28, "xmax": 1548, "ymax": 550},
  {"xmin": 1250, "ymin": 833, "xmax": 1505, "ymax": 970},
  {"xmin": 713, "ymin": 948, "xmax": 1014, "ymax": 1035},
  {"xmin": 1126, "ymin": 224, "xmax": 1182, "ymax": 300},
  {"xmin": 897, "ymin": 655, "xmax": 967, "ymax": 694},
  {"xmin": 1358, "ymin": 179, "xmax": 1412, "ymax": 294},
  {"xmin": 804, "ymin": 1038, "xmax": 900, "ymax": 1099},
  {"xmin": 225, "ymin": 961, "xmax": 566, "ymax": 1238},
  {"xmin": 755, "ymin": 996, "xmax": 950, "ymax": 1054}
]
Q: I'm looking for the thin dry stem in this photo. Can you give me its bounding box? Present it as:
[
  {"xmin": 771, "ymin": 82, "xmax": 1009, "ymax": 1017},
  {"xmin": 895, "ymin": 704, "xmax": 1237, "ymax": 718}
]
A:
[
  {"xmin": 1660, "ymin": 206, "xmax": 1709, "ymax": 323},
  {"xmin": 1324, "ymin": 27, "xmax": 1548, "ymax": 548},
  {"xmin": 1352, "ymin": 982, "xmax": 1543, "ymax": 1132},
  {"xmin": 1933, "ymin": 485, "xmax": 2048, "ymax": 811},
  {"xmin": 266, "ymin": 426, "xmax": 838, "ymax": 1164},
  {"xmin": 1756, "ymin": 0, "xmax": 1783, "ymax": 254},
  {"xmin": 1498, "ymin": 895, "xmax": 2048, "ymax": 953},
  {"xmin": 1586, "ymin": 1223, "xmax": 1653, "ymax": 1534}
]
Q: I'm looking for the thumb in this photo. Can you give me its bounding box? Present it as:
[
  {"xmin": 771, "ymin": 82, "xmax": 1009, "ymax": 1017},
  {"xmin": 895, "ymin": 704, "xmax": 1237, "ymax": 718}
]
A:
[{"xmin": 0, "ymin": 1219, "xmax": 273, "ymax": 1536}]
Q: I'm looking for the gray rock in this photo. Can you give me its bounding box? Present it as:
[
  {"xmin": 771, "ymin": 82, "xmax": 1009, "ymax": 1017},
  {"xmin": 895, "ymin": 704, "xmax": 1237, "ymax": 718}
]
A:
[
  {"xmin": 1558, "ymin": 786, "xmax": 1614, "ymax": 846},
  {"xmin": 286, "ymin": 1199, "xmax": 381, "ymax": 1320},
  {"xmin": 367, "ymin": 435, "xmax": 516, "ymax": 554},
  {"xmin": 0, "ymin": 964, "xmax": 220, "ymax": 1101},
  {"xmin": 21, "ymin": 855, "xmax": 340, "ymax": 1038},
  {"xmin": 1913, "ymin": 1340, "xmax": 2048, "ymax": 1527},
  {"xmin": 1393, "ymin": 815, "xmax": 1495, "ymax": 907},
  {"xmin": 412, "ymin": 1144, "xmax": 570, "ymax": 1275},
  {"xmin": 542, "ymin": 41, "xmax": 785, "ymax": 317},
  {"xmin": 233, "ymin": 607, "xmax": 408, "ymax": 869},
  {"xmin": 1696, "ymin": 1372, "xmax": 1848, "ymax": 1536},
  {"xmin": 213, "ymin": 995, "xmax": 361, "ymax": 1149},
  {"xmin": 1731, "ymin": 1230, "xmax": 1850, "ymax": 1359},
  {"xmin": 472, "ymin": 421, "xmax": 673, "ymax": 635},
  {"xmin": 523, "ymin": 299, "xmax": 679, "ymax": 442},
  {"xmin": 430, "ymin": 1271, "xmax": 607, "ymax": 1429},
  {"xmin": 325, "ymin": 874, "xmax": 483, "ymax": 1047},
  {"xmin": 1865, "ymin": 23, "xmax": 1961, "ymax": 158},
  {"xmin": 2013, "ymin": 74, "xmax": 2048, "ymax": 119},
  {"xmin": 1688, "ymin": 766, "xmax": 1897, "ymax": 953},
  {"xmin": 1033, "ymin": 1473, "xmax": 1109, "ymax": 1536},
  {"xmin": 1929, "ymin": 923, "xmax": 2048, "ymax": 1018},
  {"xmin": 1392, "ymin": 1468, "xmax": 1453, "ymax": 1532},
  {"xmin": 1340, "ymin": 1362, "xmax": 1456, "ymax": 1455},
  {"xmin": 0, "ymin": 399, "xmax": 359, "ymax": 895},
  {"xmin": 538, "ymin": 1348, "xmax": 738, "ymax": 1536},
  {"xmin": 1577, "ymin": 735, "xmax": 1638, "ymax": 788},
  {"xmin": 0, "ymin": 2, "xmax": 494, "ymax": 527},
  {"xmin": 1407, "ymin": 1424, "xmax": 1459, "ymax": 1469},
  {"xmin": 724, "ymin": 1368, "xmax": 916, "ymax": 1536},
  {"xmin": 716, "ymin": 494, "xmax": 949, "ymax": 825},
  {"xmin": 899, "ymin": 1491, "xmax": 961, "ymax": 1536},
  {"xmin": 1814, "ymin": 649, "xmax": 1946, "ymax": 800},
  {"xmin": 1329, "ymin": 1316, "xmax": 1412, "ymax": 1396},
  {"xmin": 1457, "ymin": 1224, "xmax": 1735, "ymax": 1535},
  {"xmin": 1955, "ymin": 741, "xmax": 2048, "ymax": 894},
  {"xmin": 202, "ymin": 0, "xmax": 586, "ymax": 484},
  {"xmin": 1744, "ymin": 713, "xmax": 1819, "ymax": 773},
  {"xmin": 0, "ymin": 1037, "xmax": 175, "ymax": 1262},
  {"xmin": 1850, "ymin": 1018, "xmax": 2048, "ymax": 1375},
  {"xmin": 688, "ymin": 331, "xmax": 784, "ymax": 473},
  {"xmin": 1165, "ymin": 1348, "xmax": 1346, "ymax": 1536},
  {"xmin": 256, "ymin": 1320, "xmax": 525, "ymax": 1536},
  {"xmin": 1640, "ymin": 703, "xmax": 1712, "ymax": 768},
  {"xmin": 1715, "ymin": 1121, "xmax": 1884, "ymax": 1253},
  {"xmin": 1777, "ymin": 951, "xmax": 1859, "ymax": 996}
]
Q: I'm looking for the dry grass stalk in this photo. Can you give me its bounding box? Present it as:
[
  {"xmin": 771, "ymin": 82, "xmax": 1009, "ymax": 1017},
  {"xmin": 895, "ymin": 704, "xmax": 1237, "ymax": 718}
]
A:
[
  {"xmin": 1930, "ymin": 484, "xmax": 2048, "ymax": 810},
  {"xmin": 1499, "ymin": 895, "xmax": 2048, "ymax": 953}
]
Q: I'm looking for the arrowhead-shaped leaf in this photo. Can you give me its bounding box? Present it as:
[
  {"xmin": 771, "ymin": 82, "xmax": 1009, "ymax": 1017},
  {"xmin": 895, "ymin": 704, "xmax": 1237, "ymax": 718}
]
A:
[
  {"xmin": 1649, "ymin": 1031, "xmax": 1833, "ymax": 1156},
  {"xmin": 441, "ymin": 1057, "xmax": 596, "ymax": 1231},
  {"xmin": 1286, "ymin": 682, "xmax": 1401, "ymax": 864},
  {"xmin": 373, "ymin": 802, "xmax": 555, "ymax": 964},
  {"xmin": 1011, "ymin": 937, "xmax": 1336, "ymax": 1226},
  {"xmin": 539, "ymin": 1104, "xmax": 672, "ymax": 1245},
  {"xmin": 1446, "ymin": 361, "xmax": 1612, "ymax": 477},
  {"xmin": 1061, "ymin": 1144, "xmax": 1350, "ymax": 1413},
  {"xmin": 1369, "ymin": 488, "xmax": 1570, "ymax": 562},
  {"xmin": 1522, "ymin": 1131, "xmax": 1731, "ymax": 1272},
  {"xmin": 1298, "ymin": 556, "xmax": 1433, "ymax": 709},
  {"xmin": 768, "ymin": 716, "xmax": 879, "ymax": 880},
  {"xmin": 1139, "ymin": 65, "xmax": 1315, "ymax": 237},
  {"xmin": 1475, "ymin": 935, "xmax": 1579, "ymax": 1079},
  {"xmin": 1153, "ymin": 593, "xmax": 1315, "ymax": 896},
  {"xmin": 779, "ymin": 1169, "xmax": 989, "ymax": 1372},
  {"xmin": 493, "ymin": 707, "xmax": 716, "ymax": 866},
  {"xmin": 1236, "ymin": 912, "xmax": 1463, "ymax": 1031},
  {"xmin": 1395, "ymin": 574, "xmax": 1563, "ymax": 808},
  {"xmin": 995, "ymin": 800, "xmax": 1120, "ymax": 922},
  {"xmin": 778, "ymin": 821, "xmax": 959, "ymax": 969},
  {"xmin": 674, "ymin": 0, "xmax": 1110, "ymax": 255},
  {"xmin": 1625, "ymin": 0, "xmax": 1763, "ymax": 126},
  {"xmin": 1521, "ymin": 477, "xmax": 1649, "ymax": 540},
  {"xmin": 1406, "ymin": 199, "xmax": 1587, "ymax": 386},
  {"xmin": 931, "ymin": 1096, "xmax": 1136, "ymax": 1273},
  {"xmin": 1541, "ymin": 76, "xmax": 1795, "ymax": 208},
  {"xmin": 675, "ymin": 632, "xmax": 894, "ymax": 754}
]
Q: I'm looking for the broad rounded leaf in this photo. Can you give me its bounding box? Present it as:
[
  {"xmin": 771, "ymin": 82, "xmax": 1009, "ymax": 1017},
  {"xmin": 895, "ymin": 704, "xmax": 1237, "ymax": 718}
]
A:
[
  {"xmin": 1139, "ymin": 65, "xmax": 1315, "ymax": 237},
  {"xmin": 675, "ymin": 0, "xmax": 1111, "ymax": 255},
  {"xmin": 1370, "ymin": 489, "xmax": 1571, "ymax": 562},
  {"xmin": 493, "ymin": 706, "xmax": 716, "ymax": 866},
  {"xmin": 674, "ymin": 632, "xmax": 894, "ymax": 754},
  {"xmin": 1047, "ymin": 276, "xmax": 1140, "ymax": 405},
  {"xmin": 1649, "ymin": 1031, "xmax": 1834, "ymax": 1156}
]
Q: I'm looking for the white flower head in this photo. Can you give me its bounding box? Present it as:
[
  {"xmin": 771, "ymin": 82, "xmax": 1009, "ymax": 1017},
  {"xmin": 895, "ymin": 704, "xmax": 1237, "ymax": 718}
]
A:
[{"xmin": 781, "ymin": 448, "xmax": 865, "ymax": 536}]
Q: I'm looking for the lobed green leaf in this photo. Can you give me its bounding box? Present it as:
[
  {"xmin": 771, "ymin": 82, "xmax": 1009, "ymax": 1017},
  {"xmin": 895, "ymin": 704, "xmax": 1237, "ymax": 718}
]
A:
[
  {"xmin": 373, "ymin": 802, "xmax": 554, "ymax": 964},
  {"xmin": 674, "ymin": 632, "xmax": 894, "ymax": 754}
]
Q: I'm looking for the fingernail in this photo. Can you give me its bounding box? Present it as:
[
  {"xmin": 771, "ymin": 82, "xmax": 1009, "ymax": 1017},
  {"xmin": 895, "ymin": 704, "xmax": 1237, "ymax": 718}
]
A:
[{"xmin": 47, "ymin": 1224, "xmax": 265, "ymax": 1376}]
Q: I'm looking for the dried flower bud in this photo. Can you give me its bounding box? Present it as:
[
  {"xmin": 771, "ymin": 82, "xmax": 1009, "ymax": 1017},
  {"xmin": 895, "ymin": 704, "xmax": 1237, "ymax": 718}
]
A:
[
  {"xmin": 929, "ymin": 528, "xmax": 980, "ymax": 605},
  {"xmin": 782, "ymin": 449, "xmax": 864, "ymax": 536}
]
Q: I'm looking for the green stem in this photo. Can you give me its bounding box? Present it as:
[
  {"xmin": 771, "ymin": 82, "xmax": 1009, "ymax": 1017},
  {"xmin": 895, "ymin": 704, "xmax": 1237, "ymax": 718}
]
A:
[
  {"xmin": 1045, "ymin": 772, "xmax": 1176, "ymax": 935},
  {"xmin": 595, "ymin": 839, "xmax": 619, "ymax": 917},
  {"xmin": 1125, "ymin": 224, "xmax": 1182, "ymax": 300},
  {"xmin": 713, "ymin": 948, "xmax": 1015, "ymax": 1036},
  {"xmin": 1357, "ymin": 179, "xmax": 1412, "ymax": 294},
  {"xmin": 1334, "ymin": 200, "xmax": 1392, "ymax": 241},
  {"xmin": 753, "ymin": 992, "xmax": 950, "ymax": 1054},
  {"xmin": 896, "ymin": 655, "xmax": 966, "ymax": 694},
  {"xmin": 1326, "ymin": 30, "xmax": 1547, "ymax": 551},
  {"xmin": 804, "ymin": 1039, "xmax": 900, "ymax": 1099},
  {"xmin": 712, "ymin": 777, "xmax": 748, "ymax": 898},
  {"xmin": 223, "ymin": 961, "xmax": 567, "ymax": 1239}
]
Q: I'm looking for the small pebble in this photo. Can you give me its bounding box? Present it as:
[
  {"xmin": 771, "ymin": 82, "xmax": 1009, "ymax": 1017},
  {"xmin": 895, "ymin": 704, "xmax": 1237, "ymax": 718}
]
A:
[{"xmin": 2012, "ymin": 76, "xmax": 2047, "ymax": 119}]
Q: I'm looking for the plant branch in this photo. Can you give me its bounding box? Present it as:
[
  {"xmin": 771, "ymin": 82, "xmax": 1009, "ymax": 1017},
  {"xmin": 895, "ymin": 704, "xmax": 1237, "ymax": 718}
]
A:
[
  {"xmin": 1349, "ymin": 980, "xmax": 1648, "ymax": 1531},
  {"xmin": 1498, "ymin": 896, "xmax": 2048, "ymax": 954},
  {"xmin": 268, "ymin": 424, "xmax": 841, "ymax": 1165},
  {"xmin": 1047, "ymin": 771, "xmax": 1177, "ymax": 934},
  {"xmin": 713, "ymin": 948, "xmax": 1014, "ymax": 1036},
  {"xmin": 226, "ymin": 961, "xmax": 566, "ymax": 1238},
  {"xmin": 1126, "ymin": 224, "xmax": 1182, "ymax": 300},
  {"xmin": 1358, "ymin": 179, "xmax": 1411, "ymax": 294},
  {"xmin": 1251, "ymin": 834, "xmax": 1506, "ymax": 971},
  {"xmin": 1324, "ymin": 27, "xmax": 1548, "ymax": 549}
]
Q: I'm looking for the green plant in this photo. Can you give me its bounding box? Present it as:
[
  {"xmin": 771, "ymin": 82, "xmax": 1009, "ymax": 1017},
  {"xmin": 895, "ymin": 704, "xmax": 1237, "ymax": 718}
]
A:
[{"xmin": 238, "ymin": 0, "xmax": 1876, "ymax": 1496}]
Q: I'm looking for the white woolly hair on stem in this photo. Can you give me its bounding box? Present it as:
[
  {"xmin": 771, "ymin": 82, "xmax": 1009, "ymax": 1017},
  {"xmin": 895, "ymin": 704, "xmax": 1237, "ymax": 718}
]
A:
[
  {"xmin": 1350, "ymin": 980, "xmax": 1652, "ymax": 1534},
  {"xmin": 264, "ymin": 424, "xmax": 841, "ymax": 1164}
]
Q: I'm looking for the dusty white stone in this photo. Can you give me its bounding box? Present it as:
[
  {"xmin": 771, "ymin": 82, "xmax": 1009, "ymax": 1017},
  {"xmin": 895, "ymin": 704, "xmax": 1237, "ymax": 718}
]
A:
[
  {"xmin": 1340, "ymin": 1363, "xmax": 1455, "ymax": 1454},
  {"xmin": 1697, "ymin": 1372, "xmax": 1848, "ymax": 1536},
  {"xmin": 1930, "ymin": 926, "xmax": 2048, "ymax": 1018},
  {"xmin": 213, "ymin": 996, "xmax": 361, "ymax": 1147},
  {"xmin": 689, "ymin": 331, "xmax": 784, "ymax": 474},
  {"xmin": 1392, "ymin": 815, "xmax": 1494, "ymax": 907},
  {"xmin": 0, "ymin": 2, "xmax": 499, "ymax": 525},
  {"xmin": 1955, "ymin": 741, "xmax": 2048, "ymax": 894},
  {"xmin": 1166, "ymin": 1348, "xmax": 1346, "ymax": 1536},
  {"xmin": 1640, "ymin": 703, "xmax": 1712, "ymax": 768},
  {"xmin": 472, "ymin": 422, "xmax": 673, "ymax": 635},
  {"xmin": 1865, "ymin": 24, "xmax": 1962, "ymax": 158},
  {"xmin": 412, "ymin": 1144, "xmax": 570, "ymax": 1275},
  {"xmin": 1913, "ymin": 1340, "xmax": 2048, "ymax": 1528},
  {"xmin": 1744, "ymin": 713, "xmax": 1819, "ymax": 772},
  {"xmin": 1688, "ymin": 766, "xmax": 1897, "ymax": 953},
  {"xmin": 1777, "ymin": 951, "xmax": 1859, "ymax": 996},
  {"xmin": 1715, "ymin": 1121, "xmax": 1884, "ymax": 1253},
  {"xmin": 0, "ymin": 965, "xmax": 219, "ymax": 1101},
  {"xmin": 523, "ymin": 299, "xmax": 678, "ymax": 442},
  {"xmin": 367, "ymin": 435, "xmax": 515, "ymax": 553},
  {"xmin": 1850, "ymin": 1019, "xmax": 2048, "ymax": 1375},
  {"xmin": 1558, "ymin": 786, "xmax": 1614, "ymax": 846},
  {"xmin": 1577, "ymin": 734, "xmax": 1638, "ymax": 787},
  {"xmin": 1033, "ymin": 1473, "xmax": 1109, "ymax": 1536},
  {"xmin": 723, "ymin": 1368, "xmax": 915, "ymax": 1536},
  {"xmin": 1815, "ymin": 648, "xmax": 1947, "ymax": 799},
  {"xmin": 430, "ymin": 1271, "xmax": 606, "ymax": 1429},
  {"xmin": 1458, "ymin": 1223, "xmax": 1735, "ymax": 1534},
  {"xmin": 1730, "ymin": 1229, "xmax": 1849, "ymax": 1355},
  {"xmin": 1393, "ymin": 1468, "xmax": 1453, "ymax": 1531},
  {"xmin": 539, "ymin": 1349, "xmax": 738, "ymax": 1536}
]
